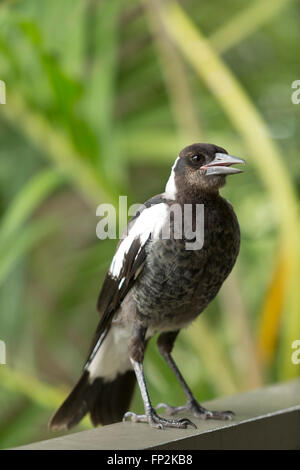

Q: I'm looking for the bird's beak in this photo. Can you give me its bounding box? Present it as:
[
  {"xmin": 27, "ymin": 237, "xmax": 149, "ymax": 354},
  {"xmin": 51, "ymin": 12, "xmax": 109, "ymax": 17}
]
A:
[{"xmin": 201, "ymin": 153, "xmax": 246, "ymax": 176}]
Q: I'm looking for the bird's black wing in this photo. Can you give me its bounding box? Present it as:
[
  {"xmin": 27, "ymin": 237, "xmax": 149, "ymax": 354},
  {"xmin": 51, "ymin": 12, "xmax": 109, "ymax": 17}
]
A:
[{"xmin": 84, "ymin": 194, "xmax": 168, "ymax": 369}]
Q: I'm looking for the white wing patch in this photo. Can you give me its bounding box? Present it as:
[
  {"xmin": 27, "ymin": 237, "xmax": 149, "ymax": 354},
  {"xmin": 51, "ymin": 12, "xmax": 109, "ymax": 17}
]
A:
[{"xmin": 109, "ymin": 203, "xmax": 169, "ymax": 278}]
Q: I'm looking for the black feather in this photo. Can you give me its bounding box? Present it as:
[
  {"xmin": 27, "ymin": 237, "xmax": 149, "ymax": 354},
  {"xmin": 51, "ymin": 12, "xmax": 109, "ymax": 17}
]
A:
[
  {"xmin": 51, "ymin": 194, "xmax": 166, "ymax": 431},
  {"xmin": 90, "ymin": 370, "xmax": 136, "ymax": 426},
  {"xmin": 85, "ymin": 195, "xmax": 166, "ymax": 368},
  {"xmin": 49, "ymin": 370, "xmax": 136, "ymax": 430},
  {"xmin": 49, "ymin": 371, "xmax": 99, "ymax": 430}
]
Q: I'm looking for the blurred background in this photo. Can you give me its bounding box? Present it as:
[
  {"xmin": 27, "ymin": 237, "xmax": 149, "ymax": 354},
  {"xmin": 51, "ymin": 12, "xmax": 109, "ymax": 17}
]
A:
[{"xmin": 0, "ymin": 0, "xmax": 300, "ymax": 448}]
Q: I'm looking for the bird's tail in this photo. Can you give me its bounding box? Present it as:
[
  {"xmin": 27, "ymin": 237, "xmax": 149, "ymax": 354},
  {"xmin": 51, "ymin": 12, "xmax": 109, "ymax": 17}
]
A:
[{"xmin": 49, "ymin": 326, "xmax": 136, "ymax": 430}]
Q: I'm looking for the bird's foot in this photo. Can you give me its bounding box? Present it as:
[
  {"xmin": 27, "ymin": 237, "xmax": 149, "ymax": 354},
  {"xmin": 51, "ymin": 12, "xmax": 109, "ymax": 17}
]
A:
[
  {"xmin": 156, "ymin": 399, "xmax": 234, "ymax": 421},
  {"xmin": 123, "ymin": 408, "xmax": 197, "ymax": 430}
]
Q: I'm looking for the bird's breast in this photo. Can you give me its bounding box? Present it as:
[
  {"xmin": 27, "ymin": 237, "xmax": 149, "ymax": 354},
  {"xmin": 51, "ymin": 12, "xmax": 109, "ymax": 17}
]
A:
[{"xmin": 132, "ymin": 196, "xmax": 240, "ymax": 328}]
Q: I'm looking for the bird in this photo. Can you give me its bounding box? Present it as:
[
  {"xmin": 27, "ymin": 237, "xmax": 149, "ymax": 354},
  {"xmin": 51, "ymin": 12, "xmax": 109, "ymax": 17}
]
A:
[{"xmin": 49, "ymin": 142, "xmax": 245, "ymax": 431}]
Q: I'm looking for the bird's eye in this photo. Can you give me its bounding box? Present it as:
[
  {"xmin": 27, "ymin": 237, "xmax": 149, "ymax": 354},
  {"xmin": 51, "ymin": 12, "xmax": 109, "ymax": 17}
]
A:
[{"xmin": 191, "ymin": 155, "xmax": 202, "ymax": 163}]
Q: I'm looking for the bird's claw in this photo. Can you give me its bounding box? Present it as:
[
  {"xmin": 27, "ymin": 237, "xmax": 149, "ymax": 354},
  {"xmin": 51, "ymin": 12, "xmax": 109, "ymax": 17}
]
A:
[
  {"xmin": 156, "ymin": 401, "xmax": 234, "ymax": 421},
  {"xmin": 123, "ymin": 409, "xmax": 197, "ymax": 430},
  {"xmin": 156, "ymin": 403, "xmax": 187, "ymax": 416},
  {"xmin": 197, "ymin": 409, "xmax": 234, "ymax": 421},
  {"xmin": 123, "ymin": 411, "xmax": 148, "ymax": 424}
]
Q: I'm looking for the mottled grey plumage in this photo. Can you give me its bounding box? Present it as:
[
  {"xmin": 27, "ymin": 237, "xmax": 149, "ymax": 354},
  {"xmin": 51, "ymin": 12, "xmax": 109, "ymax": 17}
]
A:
[
  {"xmin": 132, "ymin": 194, "xmax": 240, "ymax": 330},
  {"xmin": 50, "ymin": 143, "xmax": 244, "ymax": 431}
]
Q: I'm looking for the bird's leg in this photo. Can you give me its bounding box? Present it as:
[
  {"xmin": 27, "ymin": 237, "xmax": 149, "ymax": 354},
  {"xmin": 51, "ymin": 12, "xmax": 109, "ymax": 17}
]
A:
[
  {"xmin": 156, "ymin": 331, "xmax": 234, "ymax": 421},
  {"xmin": 123, "ymin": 325, "xmax": 196, "ymax": 429}
]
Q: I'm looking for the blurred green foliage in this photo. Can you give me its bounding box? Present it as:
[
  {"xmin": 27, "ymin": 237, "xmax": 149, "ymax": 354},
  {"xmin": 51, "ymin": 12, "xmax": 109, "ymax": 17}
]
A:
[{"xmin": 0, "ymin": 0, "xmax": 299, "ymax": 449}]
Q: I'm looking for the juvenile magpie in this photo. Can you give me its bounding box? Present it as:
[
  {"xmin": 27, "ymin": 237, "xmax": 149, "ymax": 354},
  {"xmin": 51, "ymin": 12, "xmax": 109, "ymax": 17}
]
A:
[{"xmin": 50, "ymin": 143, "xmax": 245, "ymax": 430}]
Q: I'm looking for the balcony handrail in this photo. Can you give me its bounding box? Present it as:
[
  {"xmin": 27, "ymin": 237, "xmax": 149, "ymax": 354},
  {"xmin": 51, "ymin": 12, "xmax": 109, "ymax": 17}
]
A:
[{"xmin": 13, "ymin": 379, "xmax": 300, "ymax": 450}]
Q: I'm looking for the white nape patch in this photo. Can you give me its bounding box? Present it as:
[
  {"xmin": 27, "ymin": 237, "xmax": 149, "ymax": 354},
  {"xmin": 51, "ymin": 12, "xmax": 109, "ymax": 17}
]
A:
[
  {"xmin": 164, "ymin": 156, "xmax": 179, "ymax": 200},
  {"xmin": 88, "ymin": 326, "xmax": 132, "ymax": 383},
  {"xmin": 109, "ymin": 203, "xmax": 169, "ymax": 278}
]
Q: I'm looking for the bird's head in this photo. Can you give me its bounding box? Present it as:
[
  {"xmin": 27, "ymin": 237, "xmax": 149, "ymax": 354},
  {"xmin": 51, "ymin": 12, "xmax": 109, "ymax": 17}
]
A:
[{"xmin": 165, "ymin": 143, "xmax": 245, "ymax": 198}]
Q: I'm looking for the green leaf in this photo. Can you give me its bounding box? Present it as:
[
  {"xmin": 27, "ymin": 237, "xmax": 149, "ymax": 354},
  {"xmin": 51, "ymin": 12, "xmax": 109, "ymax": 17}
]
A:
[
  {"xmin": 0, "ymin": 168, "xmax": 64, "ymax": 244},
  {"xmin": 0, "ymin": 218, "xmax": 54, "ymax": 286}
]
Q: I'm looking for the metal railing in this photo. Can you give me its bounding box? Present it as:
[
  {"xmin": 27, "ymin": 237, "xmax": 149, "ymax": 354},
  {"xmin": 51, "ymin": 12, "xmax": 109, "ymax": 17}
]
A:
[{"xmin": 14, "ymin": 379, "xmax": 300, "ymax": 450}]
